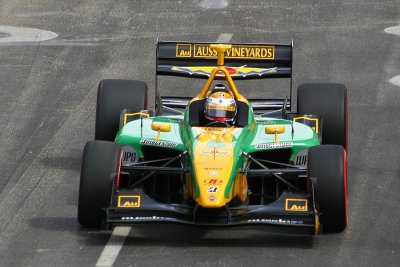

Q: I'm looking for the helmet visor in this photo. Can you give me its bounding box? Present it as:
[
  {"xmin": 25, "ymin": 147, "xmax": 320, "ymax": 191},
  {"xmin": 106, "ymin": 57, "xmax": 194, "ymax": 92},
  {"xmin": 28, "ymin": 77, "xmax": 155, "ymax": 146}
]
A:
[{"xmin": 205, "ymin": 105, "xmax": 236, "ymax": 121}]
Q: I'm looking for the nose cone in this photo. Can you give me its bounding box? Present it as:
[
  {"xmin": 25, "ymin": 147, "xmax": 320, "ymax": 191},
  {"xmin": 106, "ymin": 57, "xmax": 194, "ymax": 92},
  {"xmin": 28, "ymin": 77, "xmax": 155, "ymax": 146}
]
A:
[
  {"xmin": 194, "ymin": 163, "xmax": 233, "ymax": 208},
  {"xmin": 192, "ymin": 128, "xmax": 236, "ymax": 208},
  {"xmin": 197, "ymin": 192, "xmax": 230, "ymax": 208}
]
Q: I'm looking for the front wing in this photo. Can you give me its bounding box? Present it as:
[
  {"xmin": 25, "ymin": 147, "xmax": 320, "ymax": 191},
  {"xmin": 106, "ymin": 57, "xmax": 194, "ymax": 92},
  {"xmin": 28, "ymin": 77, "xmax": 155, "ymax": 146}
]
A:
[{"xmin": 107, "ymin": 188, "xmax": 320, "ymax": 234}]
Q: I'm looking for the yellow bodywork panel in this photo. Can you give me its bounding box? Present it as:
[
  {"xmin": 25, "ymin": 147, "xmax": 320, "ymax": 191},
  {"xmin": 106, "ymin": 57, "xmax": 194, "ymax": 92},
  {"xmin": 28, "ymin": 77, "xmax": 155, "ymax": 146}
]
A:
[
  {"xmin": 235, "ymin": 173, "xmax": 248, "ymax": 202},
  {"xmin": 192, "ymin": 127, "xmax": 245, "ymax": 208}
]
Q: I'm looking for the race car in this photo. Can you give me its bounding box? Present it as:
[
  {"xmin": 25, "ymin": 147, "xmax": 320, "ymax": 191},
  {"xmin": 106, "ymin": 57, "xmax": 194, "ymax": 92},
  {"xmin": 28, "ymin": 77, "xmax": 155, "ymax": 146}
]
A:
[{"xmin": 77, "ymin": 41, "xmax": 348, "ymax": 234}]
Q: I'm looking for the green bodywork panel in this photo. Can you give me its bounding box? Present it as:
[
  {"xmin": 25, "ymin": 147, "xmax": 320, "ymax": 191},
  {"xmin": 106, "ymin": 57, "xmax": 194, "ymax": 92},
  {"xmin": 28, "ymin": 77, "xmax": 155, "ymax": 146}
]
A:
[{"xmin": 115, "ymin": 105, "xmax": 319, "ymax": 199}]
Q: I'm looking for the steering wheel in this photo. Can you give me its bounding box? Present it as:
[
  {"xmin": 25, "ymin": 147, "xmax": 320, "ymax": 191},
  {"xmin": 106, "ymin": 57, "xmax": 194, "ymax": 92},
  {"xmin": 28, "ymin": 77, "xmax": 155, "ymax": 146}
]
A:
[{"xmin": 205, "ymin": 121, "xmax": 232, "ymax": 127}]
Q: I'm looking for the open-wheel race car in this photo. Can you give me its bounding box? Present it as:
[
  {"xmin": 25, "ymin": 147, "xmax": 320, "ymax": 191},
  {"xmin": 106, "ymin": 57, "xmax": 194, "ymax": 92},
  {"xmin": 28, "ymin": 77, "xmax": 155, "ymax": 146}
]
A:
[{"xmin": 77, "ymin": 41, "xmax": 348, "ymax": 234}]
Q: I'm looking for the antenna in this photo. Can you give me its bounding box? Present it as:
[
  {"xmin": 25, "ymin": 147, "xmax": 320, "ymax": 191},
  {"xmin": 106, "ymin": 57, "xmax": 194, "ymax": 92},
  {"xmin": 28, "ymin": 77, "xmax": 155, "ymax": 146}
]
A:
[
  {"xmin": 290, "ymin": 38, "xmax": 294, "ymax": 112},
  {"xmin": 155, "ymin": 36, "xmax": 162, "ymax": 115}
]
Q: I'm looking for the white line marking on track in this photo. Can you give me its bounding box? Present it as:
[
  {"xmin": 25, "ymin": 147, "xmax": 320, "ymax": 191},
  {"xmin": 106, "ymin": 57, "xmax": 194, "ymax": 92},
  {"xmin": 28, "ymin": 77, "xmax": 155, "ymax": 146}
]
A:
[
  {"xmin": 384, "ymin": 25, "xmax": 400, "ymax": 87},
  {"xmin": 0, "ymin": 26, "xmax": 57, "ymax": 43},
  {"xmin": 199, "ymin": 0, "xmax": 228, "ymax": 9},
  {"xmin": 95, "ymin": 227, "xmax": 131, "ymax": 267},
  {"xmin": 384, "ymin": 25, "xmax": 400, "ymax": 36},
  {"xmin": 216, "ymin": 33, "xmax": 233, "ymax": 43},
  {"xmin": 389, "ymin": 75, "xmax": 400, "ymax": 87}
]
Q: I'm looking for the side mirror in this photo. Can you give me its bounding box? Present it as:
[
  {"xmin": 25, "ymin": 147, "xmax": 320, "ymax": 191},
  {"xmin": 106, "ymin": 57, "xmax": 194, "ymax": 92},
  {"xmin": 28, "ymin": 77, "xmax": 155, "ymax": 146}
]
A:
[
  {"xmin": 151, "ymin": 122, "xmax": 171, "ymax": 140},
  {"xmin": 265, "ymin": 125, "xmax": 285, "ymax": 143}
]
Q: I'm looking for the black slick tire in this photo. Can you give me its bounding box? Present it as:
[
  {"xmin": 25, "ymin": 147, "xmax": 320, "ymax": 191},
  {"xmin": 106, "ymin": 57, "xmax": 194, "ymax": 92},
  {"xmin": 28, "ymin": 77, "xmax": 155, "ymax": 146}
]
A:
[
  {"xmin": 95, "ymin": 79, "xmax": 148, "ymax": 141},
  {"xmin": 297, "ymin": 83, "xmax": 348, "ymax": 150},
  {"xmin": 308, "ymin": 145, "xmax": 348, "ymax": 232},
  {"xmin": 78, "ymin": 141, "xmax": 121, "ymax": 228}
]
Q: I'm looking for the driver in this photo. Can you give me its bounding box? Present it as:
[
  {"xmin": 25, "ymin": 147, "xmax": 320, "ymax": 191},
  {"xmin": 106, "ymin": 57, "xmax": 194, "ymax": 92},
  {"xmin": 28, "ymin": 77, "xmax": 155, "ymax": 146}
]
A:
[{"xmin": 204, "ymin": 84, "xmax": 237, "ymax": 125}]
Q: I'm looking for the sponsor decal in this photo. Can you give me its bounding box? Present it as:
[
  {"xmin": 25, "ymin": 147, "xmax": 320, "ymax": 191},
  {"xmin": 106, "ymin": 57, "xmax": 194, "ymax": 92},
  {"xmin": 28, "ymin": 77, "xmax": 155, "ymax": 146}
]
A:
[
  {"xmin": 204, "ymin": 167, "xmax": 223, "ymax": 171},
  {"xmin": 175, "ymin": 44, "xmax": 275, "ymax": 60},
  {"xmin": 247, "ymin": 218, "xmax": 304, "ymax": 225},
  {"xmin": 208, "ymin": 195, "xmax": 216, "ymax": 202},
  {"xmin": 121, "ymin": 216, "xmax": 166, "ymax": 221},
  {"xmin": 206, "ymin": 141, "xmax": 225, "ymax": 148},
  {"xmin": 205, "ymin": 127, "xmax": 225, "ymax": 132},
  {"xmin": 212, "ymin": 92, "xmax": 232, "ymax": 99},
  {"xmin": 285, "ymin": 198, "xmax": 308, "ymax": 212},
  {"xmin": 210, "ymin": 170, "xmax": 218, "ymax": 175},
  {"xmin": 255, "ymin": 142, "xmax": 293, "ymax": 149},
  {"xmin": 203, "ymin": 178, "xmax": 223, "ymax": 185},
  {"xmin": 205, "ymin": 105, "xmax": 236, "ymax": 111},
  {"xmin": 176, "ymin": 43, "xmax": 192, "ymax": 57},
  {"xmin": 118, "ymin": 195, "xmax": 140, "ymax": 208},
  {"xmin": 195, "ymin": 44, "xmax": 274, "ymax": 59},
  {"xmin": 140, "ymin": 139, "xmax": 177, "ymax": 148},
  {"xmin": 208, "ymin": 186, "xmax": 218, "ymax": 193},
  {"xmin": 201, "ymin": 149, "xmax": 229, "ymax": 155},
  {"xmin": 122, "ymin": 146, "xmax": 138, "ymax": 166}
]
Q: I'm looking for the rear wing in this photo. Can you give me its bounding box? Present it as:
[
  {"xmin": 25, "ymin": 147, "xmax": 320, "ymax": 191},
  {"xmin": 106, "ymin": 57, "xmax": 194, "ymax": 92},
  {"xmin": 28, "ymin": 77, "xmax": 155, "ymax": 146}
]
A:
[
  {"xmin": 156, "ymin": 41, "xmax": 293, "ymax": 80},
  {"xmin": 155, "ymin": 40, "xmax": 294, "ymax": 114}
]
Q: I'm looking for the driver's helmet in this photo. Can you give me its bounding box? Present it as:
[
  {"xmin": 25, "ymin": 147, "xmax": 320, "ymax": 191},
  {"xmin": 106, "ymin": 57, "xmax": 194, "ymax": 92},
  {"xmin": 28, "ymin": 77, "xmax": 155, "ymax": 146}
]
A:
[{"xmin": 204, "ymin": 84, "xmax": 237, "ymax": 123}]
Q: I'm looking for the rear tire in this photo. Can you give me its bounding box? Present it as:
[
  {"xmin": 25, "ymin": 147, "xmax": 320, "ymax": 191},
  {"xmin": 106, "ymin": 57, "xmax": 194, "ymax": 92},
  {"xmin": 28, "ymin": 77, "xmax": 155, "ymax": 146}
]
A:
[
  {"xmin": 95, "ymin": 79, "xmax": 148, "ymax": 141},
  {"xmin": 297, "ymin": 83, "xmax": 348, "ymax": 150},
  {"xmin": 78, "ymin": 141, "xmax": 121, "ymax": 228},
  {"xmin": 308, "ymin": 145, "xmax": 348, "ymax": 232}
]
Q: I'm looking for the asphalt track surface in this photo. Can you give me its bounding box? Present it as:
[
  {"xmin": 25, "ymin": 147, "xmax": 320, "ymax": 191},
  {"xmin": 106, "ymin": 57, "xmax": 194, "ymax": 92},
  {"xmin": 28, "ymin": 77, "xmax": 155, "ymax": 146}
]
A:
[{"xmin": 0, "ymin": 0, "xmax": 399, "ymax": 266}]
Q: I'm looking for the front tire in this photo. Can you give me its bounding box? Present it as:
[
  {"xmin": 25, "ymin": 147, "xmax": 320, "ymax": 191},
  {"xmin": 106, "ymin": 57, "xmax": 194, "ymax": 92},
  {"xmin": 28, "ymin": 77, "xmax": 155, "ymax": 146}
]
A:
[
  {"xmin": 78, "ymin": 141, "xmax": 121, "ymax": 228},
  {"xmin": 308, "ymin": 145, "xmax": 348, "ymax": 232}
]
